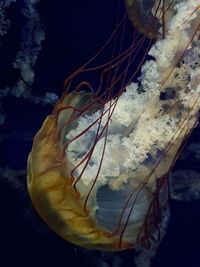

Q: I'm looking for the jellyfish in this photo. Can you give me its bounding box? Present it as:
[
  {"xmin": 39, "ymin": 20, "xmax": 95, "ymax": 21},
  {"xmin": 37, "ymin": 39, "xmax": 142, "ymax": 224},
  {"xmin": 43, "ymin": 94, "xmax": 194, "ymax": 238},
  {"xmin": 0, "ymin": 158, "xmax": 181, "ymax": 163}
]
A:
[{"xmin": 27, "ymin": 0, "xmax": 200, "ymax": 251}]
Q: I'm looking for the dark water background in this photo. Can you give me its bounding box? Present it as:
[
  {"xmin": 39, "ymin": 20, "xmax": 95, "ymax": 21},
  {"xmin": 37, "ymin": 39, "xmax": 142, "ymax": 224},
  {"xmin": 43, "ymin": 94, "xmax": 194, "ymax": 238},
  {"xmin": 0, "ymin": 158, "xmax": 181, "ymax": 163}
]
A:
[{"xmin": 0, "ymin": 1, "xmax": 200, "ymax": 266}]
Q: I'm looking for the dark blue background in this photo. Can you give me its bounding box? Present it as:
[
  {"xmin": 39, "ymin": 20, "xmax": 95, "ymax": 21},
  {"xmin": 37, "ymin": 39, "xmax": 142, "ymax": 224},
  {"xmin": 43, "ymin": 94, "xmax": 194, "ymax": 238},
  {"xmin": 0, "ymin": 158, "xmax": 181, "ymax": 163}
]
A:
[{"xmin": 0, "ymin": 1, "xmax": 200, "ymax": 266}]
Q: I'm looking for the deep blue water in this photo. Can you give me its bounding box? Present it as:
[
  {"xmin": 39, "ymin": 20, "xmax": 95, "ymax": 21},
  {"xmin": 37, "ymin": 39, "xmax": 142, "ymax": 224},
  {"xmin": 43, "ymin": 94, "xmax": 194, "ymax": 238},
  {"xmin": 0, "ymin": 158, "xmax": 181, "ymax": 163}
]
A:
[{"xmin": 0, "ymin": 1, "xmax": 200, "ymax": 266}]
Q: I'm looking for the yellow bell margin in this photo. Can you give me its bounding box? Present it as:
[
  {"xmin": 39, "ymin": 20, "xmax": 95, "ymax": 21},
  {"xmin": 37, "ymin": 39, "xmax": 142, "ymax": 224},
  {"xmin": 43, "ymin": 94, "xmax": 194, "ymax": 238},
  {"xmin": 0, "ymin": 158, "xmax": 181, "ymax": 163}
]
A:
[{"xmin": 27, "ymin": 91, "xmax": 132, "ymax": 251}]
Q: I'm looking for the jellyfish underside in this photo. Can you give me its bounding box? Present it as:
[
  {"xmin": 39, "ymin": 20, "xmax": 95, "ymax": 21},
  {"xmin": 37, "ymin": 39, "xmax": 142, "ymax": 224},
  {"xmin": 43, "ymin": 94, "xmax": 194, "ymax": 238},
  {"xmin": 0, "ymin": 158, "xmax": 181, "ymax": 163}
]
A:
[{"xmin": 27, "ymin": 1, "xmax": 200, "ymax": 251}]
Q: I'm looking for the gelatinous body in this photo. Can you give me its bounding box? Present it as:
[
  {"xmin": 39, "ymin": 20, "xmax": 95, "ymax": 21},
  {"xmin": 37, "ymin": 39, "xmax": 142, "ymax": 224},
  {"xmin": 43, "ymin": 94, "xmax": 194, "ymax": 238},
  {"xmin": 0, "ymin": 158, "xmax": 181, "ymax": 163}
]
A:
[
  {"xmin": 27, "ymin": 1, "xmax": 200, "ymax": 250},
  {"xmin": 125, "ymin": 0, "xmax": 181, "ymax": 39}
]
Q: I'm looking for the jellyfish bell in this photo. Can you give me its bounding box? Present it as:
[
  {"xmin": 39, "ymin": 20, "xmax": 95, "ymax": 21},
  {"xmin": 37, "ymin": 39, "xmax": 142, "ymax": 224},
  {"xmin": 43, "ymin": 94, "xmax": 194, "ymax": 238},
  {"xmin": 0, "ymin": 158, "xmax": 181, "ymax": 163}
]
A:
[
  {"xmin": 27, "ymin": 1, "xmax": 200, "ymax": 251},
  {"xmin": 124, "ymin": 0, "xmax": 179, "ymax": 39}
]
